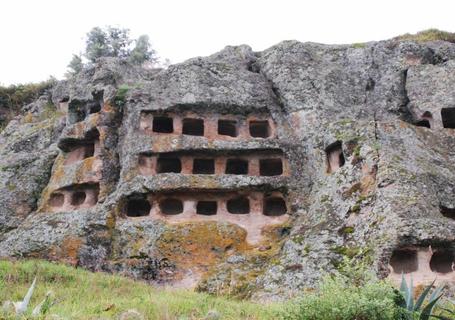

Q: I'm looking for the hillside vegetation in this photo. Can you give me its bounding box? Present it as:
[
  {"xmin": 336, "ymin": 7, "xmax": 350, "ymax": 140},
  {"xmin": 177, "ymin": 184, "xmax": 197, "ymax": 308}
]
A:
[{"xmin": 0, "ymin": 260, "xmax": 283, "ymax": 319}]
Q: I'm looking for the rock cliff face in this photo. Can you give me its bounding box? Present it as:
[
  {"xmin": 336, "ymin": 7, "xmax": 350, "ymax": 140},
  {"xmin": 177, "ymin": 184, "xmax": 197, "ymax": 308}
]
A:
[{"xmin": 1, "ymin": 39, "xmax": 455, "ymax": 301}]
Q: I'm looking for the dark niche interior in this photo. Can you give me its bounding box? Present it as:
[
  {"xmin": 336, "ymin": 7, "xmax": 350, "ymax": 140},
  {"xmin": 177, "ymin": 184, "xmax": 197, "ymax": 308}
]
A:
[
  {"xmin": 430, "ymin": 249, "xmax": 454, "ymax": 274},
  {"xmin": 325, "ymin": 141, "xmax": 345, "ymax": 173},
  {"xmin": 153, "ymin": 116, "xmax": 174, "ymax": 133},
  {"xmin": 227, "ymin": 197, "xmax": 250, "ymax": 214},
  {"xmin": 196, "ymin": 201, "xmax": 218, "ymax": 215},
  {"xmin": 249, "ymin": 120, "xmax": 271, "ymax": 138},
  {"xmin": 440, "ymin": 205, "xmax": 455, "ymax": 220},
  {"xmin": 225, "ymin": 159, "xmax": 249, "ymax": 175},
  {"xmin": 259, "ymin": 158, "xmax": 283, "ymax": 176},
  {"xmin": 126, "ymin": 198, "xmax": 151, "ymax": 217},
  {"xmin": 218, "ymin": 119, "xmax": 238, "ymax": 137},
  {"xmin": 182, "ymin": 118, "xmax": 204, "ymax": 136},
  {"xmin": 156, "ymin": 158, "xmax": 182, "ymax": 173},
  {"xmin": 193, "ymin": 158, "xmax": 215, "ymax": 174},
  {"xmin": 441, "ymin": 108, "xmax": 455, "ymax": 129},
  {"xmin": 160, "ymin": 198, "xmax": 184, "ymax": 215},
  {"xmin": 263, "ymin": 197, "xmax": 287, "ymax": 216},
  {"xmin": 389, "ymin": 249, "xmax": 418, "ymax": 274}
]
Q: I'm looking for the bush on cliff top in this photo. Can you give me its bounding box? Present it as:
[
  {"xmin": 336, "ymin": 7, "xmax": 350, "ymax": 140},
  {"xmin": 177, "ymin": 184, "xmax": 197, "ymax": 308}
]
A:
[
  {"xmin": 0, "ymin": 78, "xmax": 56, "ymax": 128},
  {"xmin": 394, "ymin": 29, "xmax": 455, "ymax": 43}
]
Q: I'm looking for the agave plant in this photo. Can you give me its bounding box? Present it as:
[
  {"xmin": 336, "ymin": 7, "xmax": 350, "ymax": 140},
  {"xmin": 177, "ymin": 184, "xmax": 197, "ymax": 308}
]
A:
[
  {"xmin": 2, "ymin": 277, "xmax": 55, "ymax": 317},
  {"xmin": 399, "ymin": 274, "xmax": 447, "ymax": 320}
]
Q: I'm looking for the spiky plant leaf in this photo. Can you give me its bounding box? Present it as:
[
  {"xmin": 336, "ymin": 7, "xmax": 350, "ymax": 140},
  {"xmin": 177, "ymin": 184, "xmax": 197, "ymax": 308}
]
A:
[
  {"xmin": 414, "ymin": 280, "xmax": 435, "ymax": 311},
  {"xmin": 407, "ymin": 275, "xmax": 414, "ymax": 311},
  {"xmin": 419, "ymin": 294, "xmax": 443, "ymax": 320}
]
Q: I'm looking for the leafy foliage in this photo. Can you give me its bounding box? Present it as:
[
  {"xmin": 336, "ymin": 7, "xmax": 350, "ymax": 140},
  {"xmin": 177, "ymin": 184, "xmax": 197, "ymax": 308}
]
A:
[
  {"xmin": 281, "ymin": 275, "xmax": 408, "ymax": 320},
  {"xmin": 281, "ymin": 254, "xmax": 410, "ymax": 320},
  {"xmin": 84, "ymin": 26, "xmax": 157, "ymax": 64},
  {"xmin": 129, "ymin": 35, "xmax": 157, "ymax": 65},
  {"xmin": 66, "ymin": 54, "xmax": 83, "ymax": 77},
  {"xmin": 0, "ymin": 78, "xmax": 56, "ymax": 128}
]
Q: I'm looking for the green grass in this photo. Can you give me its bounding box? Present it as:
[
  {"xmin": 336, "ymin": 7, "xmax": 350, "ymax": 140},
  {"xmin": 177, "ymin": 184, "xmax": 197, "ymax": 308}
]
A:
[
  {"xmin": 394, "ymin": 28, "xmax": 455, "ymax": 43},
  {"xmin": 0, "ymin": 259, "xmax": 283, "ymax": 319}
]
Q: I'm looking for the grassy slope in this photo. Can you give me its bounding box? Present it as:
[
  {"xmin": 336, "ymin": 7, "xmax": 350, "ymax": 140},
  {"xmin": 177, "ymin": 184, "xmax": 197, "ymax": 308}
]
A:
[{"xmin": 0, "ymin": 259, "xmax": 284, "ymax": 319}]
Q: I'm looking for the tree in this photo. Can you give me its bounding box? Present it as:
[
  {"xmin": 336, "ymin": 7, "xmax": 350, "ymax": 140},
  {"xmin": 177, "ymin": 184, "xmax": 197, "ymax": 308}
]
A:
[
  {"xmin": 85, "ymin": 27, "xmax": 109, "ymax": 62},
  {"xmin": 66, "ymin": 54, "xmax": 83, "ymax": 76},
  {"xmin": 107, "ymin": 26, "xmax": 132, "ymax": 59},
  {"xmin": 129, "ymin": 35, "xmax": 157, "ymax": 65},
  {"xmin": 67, "ymin": 26, "xmax": 160, "ymax": 73},
  {"xmin": 84, "ymin": 26, "xmax": 131, "ymax": 62}
]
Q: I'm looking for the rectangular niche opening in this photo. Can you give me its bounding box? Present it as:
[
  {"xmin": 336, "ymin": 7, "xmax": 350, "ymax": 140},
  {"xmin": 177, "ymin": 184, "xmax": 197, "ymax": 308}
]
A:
[
  {"xmin": 196, "ymin": 201, "xmax": 217, "ymax": 215},
  {"xmin": 193, "ymin": 159, "xmax": 215, "ymax": 174},
  {"xmin": 326, "ymin": 141, "xmax": 345, "ymax": 173},
  {"xmin": 159, "ymin": 198, "xmax": 183, "ymax": 215},
  {"xmin": 389, "ymin": 249, "xmax": 418, "ymax": 274},
  {"xmin": 227, "ymin": 197, "xmax": 250, "ymax": 214},
  {"xmin": 441, "ymin": 108, "xmax": 455, "ymax": 129},
  {"xmin": 153, "ymin": 116, "xmax": 174, "ymax": 133},
  {"xmin": 49, "ymin": 193, "xmax": 64, "ymax": 208},
  {"xmin": 249, "ymin": 120, "xmax": 271, "ymax": 138},
  {"xmin": 430, "ymin": 249, "xmax": 454, "ymax": 274},
  {"xmin": 62, "ymin": 129, "xmax": 100, "ymax": 165},
  {"xmin": 259, "ymin": 158, "xmax": 283, "ymax": 176},
  {"xmin": 182, "ymin": 118, "xmax": 204, "ymax": 136},
  {"xmin": 156, "ymin": 158, "xmax": 182, "ymax": 173},
  {"xmin": 440, "ymin": 205, "xmax": 455, "ymax": 220},
  {"xmin": 218, "ymin": 119, "xmax": 238, "ymax": 137},
  {"xmin": 225, "ymin": 159, "xmax": 248, "ymax": 175},
  {"xmin": 126, "ymin": 198, "xmax": 151, "ymax": 217},
  {"xmin": 263, "ymin": 197, "xmax": 287, "ymax": 216}
]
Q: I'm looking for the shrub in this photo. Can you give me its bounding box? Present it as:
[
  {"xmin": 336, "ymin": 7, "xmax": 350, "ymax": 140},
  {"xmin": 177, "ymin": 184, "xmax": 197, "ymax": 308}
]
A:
[
  {"xmin": 394, "ymin": 29, "xmax": 455, "ymax": 43},
  {"xmin": 0, "ymin": 78, "xmax": 56, "ymax": 127},
  {"xmin": 280, "ymin": 275, "xmax": 408, "ymax": 320},
  {"xmin": 280, "ymin": 252, "xmax": 409, "ymax": 320}
]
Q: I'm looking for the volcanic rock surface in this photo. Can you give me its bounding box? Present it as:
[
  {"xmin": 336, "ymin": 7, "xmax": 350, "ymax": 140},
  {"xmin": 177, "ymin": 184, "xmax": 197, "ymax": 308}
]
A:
[{"xmin": 1, "ymin": 39, "xmax": 455, "ymax": 300}]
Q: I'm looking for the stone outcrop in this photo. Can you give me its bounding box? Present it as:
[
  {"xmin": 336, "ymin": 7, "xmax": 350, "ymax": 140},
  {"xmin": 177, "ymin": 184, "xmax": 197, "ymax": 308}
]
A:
[{"xmin": 1, "ymin": 38, "xmax": 455, "ymax": 301}]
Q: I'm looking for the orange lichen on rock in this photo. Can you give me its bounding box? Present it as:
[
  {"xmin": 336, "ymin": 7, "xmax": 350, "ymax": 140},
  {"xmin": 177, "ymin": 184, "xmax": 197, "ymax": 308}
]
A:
[{"xmin": 48, "ymin": 236, "xmax": 84, "ymax": 266}]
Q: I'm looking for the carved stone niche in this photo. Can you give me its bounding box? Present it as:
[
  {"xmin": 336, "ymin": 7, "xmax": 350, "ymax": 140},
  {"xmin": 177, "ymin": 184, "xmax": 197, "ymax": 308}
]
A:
[
  {"xmin": 441, "ymin": 108, "xmax": 455, "ymax": 129},
  {"xmin": 48, "ymin": 183, "xmax": 100, "ymax": 212},
  {"xmin": 388, "ymin": 245, "xmax": 455, "ymax": 285},
  {"xmin": 325, "ymin": 141, "xmax": 345, "ymax": 173},
  {"xmin": 67, "ymin": 91, "xmax": 103, "ymax": 124},
  {"xmin": 60, "ymin": 129, "xmax": 101, "ymax": 166},
  {"xmin": 415, "ymin": 111, "xmax": 433, "ymax": 128}
]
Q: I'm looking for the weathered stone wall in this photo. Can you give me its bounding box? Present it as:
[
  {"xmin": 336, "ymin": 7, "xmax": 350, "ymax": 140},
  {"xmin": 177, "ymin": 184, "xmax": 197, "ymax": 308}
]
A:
[{"xmin": 0, "ymin": 40, "xmax": 455, "ymax": 301}]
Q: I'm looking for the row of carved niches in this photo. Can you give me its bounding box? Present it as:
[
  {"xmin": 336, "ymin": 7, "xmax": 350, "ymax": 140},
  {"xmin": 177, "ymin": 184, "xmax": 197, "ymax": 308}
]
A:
[
  {"xmin": 123, "ymin": 191, "xmax": 289, "ymax": 244},
  {"xmin": 138, "ymin": 150, "xmax": 289, "ymax": 177},
  {"xmin": 139, "ymin": 111, "xmax": 276, "ymax": 140},
  {"xmin": 388, "ymin": 246, "xmax": 455, "ymax": 285},
  {"xmin": 67, "ymin": 91, "xmax": 103, "ymax": 125},
  {"xmin": 414, "ymin": 108, "xmax": 455, "ymax": 129},
  {"xmin": 59, "ymin": 129, "xmax": 101, "ymax": 166},
  {"xmin": 48, "ymin": 183, "xmax": 100, "ymax": 212}
]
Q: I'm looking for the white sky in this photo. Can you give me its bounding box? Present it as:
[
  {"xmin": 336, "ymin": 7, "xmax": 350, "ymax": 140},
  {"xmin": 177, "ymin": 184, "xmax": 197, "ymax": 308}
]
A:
[{"xmin": 0, "ymin": 0, "xmax": 454, "ymax": 85}]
